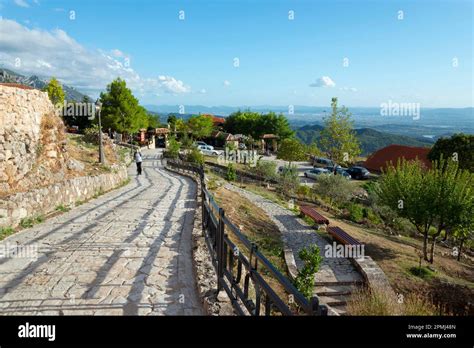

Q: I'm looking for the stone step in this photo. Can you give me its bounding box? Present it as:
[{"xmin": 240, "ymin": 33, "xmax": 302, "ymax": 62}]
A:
[
  {"xmin": 318, "ymin": 294, "xmax": 351, "ymax": 307},
  {"xmin": 315, "ymin": 280, "xmax": 364, "ymax": 287},
  {"xmin": 314, "ymin": 284, "xmax": 358, "ymax": 297}
]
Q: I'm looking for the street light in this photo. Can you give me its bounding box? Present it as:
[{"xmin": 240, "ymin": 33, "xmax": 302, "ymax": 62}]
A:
[{"xmin": 95, "ymin": 99, "xmax": 105, "ymax": 164}]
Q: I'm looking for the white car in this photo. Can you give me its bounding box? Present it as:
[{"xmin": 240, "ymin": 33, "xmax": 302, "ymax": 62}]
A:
[
  {"xmin": 197, "ymin": 145, "xmax": 222, "ymax": 156},
  {"xmin": 194, "ymin": 141, "xmax": 214, "ymax": 150},
  {"xmin": 304, "ymin": 168, "xmax": 331, "ymax": 180}
]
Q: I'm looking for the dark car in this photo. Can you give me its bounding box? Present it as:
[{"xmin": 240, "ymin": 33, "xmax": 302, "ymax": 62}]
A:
[
  {"xmin": 313, "ymin": 157, "xmax": 334, "ymax": 168},
  {"xmin": 346, "ymin": 166, "xmax": 370, "ymax": 180},
  {"xmin": 325, "ymin": 166, "xmax": 351, "ymax": 179}
]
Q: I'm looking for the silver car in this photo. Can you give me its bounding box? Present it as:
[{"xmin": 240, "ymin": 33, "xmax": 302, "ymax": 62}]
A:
[{"xmin": 304, "ymin": 168, "xmax": 331, "ymax": 180}]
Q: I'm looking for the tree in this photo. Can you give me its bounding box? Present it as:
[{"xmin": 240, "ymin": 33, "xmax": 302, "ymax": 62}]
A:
[
  {"xmin": 319, "ymin": 98, "xmax": 361, "ymax": 165},
  {"xmin": 428, "ymin": 133, "xmax": 474, "ymax": 172},
  {"xmin": 376, "ymin": 157, "xmax": 474, "ymax": 263},
  {"xmin": 277, "ymin": 138, "xmax": 307, "ymax": 165},
  {"xmin": 43, "ymin": 77, "xmax": 65, "ymax": 106},
  {"xmin": 259, "ymin": 112, "xmax": 294, "ymax": 140},
  {"xmin": 188, "ymin": 115, "xmax": 214, "ymax": 139},
  {"xmin": 99, "ymin": 78, "xmax": 148, "ymax": 134},
  {"xmin": 147, "ymin": 113, "xmax": 160, "ymax": 129},
  {"xmin": 313, "ymin": 174, "xmax": 354, "ymax": 206}
]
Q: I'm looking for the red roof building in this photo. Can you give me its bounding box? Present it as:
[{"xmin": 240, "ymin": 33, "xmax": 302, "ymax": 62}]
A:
[{"xmin": 364, "ymin": 144, "xmax": 432, "ymax": 172}]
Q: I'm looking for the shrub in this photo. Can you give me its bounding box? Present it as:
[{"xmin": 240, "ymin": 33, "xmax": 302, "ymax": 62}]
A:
[
  {"xmin": 164, "ymin": 136, "xmax": 180, "ymax": 159},
  {"xmin": 83, "ymin": 125, "xmax": 100, "ymax": 145},
  {"xmin": 363, "ymin": 207, "xmax": 382, "ymax": 225},
  {"xmin": 296, "ymin": 184, "xmax": 311, "ymax": 198},
  {"xmin": 226, "ymin": 163, "xmax": 237, "ymax": 181},
  {"xmin": 186, "ymin": 147, "xmax": 204, "ymax": 165},
  {"xmin": 252, "ymin": 160, "xmax": 277, "ymax": 181},
  {"xmin": 347, "ymin": 203, "xmax": 364, "ymax": 223},
  {"xmin": 313, "ymin": 174, "xmax": 354, "ymax": 207},
  {"xmin": 278, "ymin": 165, "xmax": 299, "ymax": 196},
  {"xmin": 294, "ymin": 245, "xmax": 322, "ymax": 299}
]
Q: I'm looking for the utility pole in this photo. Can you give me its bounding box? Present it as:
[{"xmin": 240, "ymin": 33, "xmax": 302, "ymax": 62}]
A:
[{"xmin": 95, "ymin": 99, "xmax": 105, "ymax": 164}]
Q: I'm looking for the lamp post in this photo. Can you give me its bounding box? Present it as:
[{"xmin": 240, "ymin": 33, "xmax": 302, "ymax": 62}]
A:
[{"xmin": 95, "ymin": 99, "xmax": 105, "ymax": 164}]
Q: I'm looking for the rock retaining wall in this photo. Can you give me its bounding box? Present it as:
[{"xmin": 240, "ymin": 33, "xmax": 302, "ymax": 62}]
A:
[
  {"xmin": 0, "ymin": 165, "xmax": 128, "ymax": 228},
  {"xmin": 0, "ymin": 85, "xmax": 57, "ymax": 193}
]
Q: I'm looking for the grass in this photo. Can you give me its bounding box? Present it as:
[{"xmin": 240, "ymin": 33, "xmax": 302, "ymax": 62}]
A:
[
  {"xmin": 55, "ymin": 204, "xmax": 71, "ymax": 213},
  {"xmin": 409, "ymin": 266, "xmax": 435, "ymax": 280},
  {"xmin": 0, "ymin": 226, "xmax": 15, "ymax": 241},
  {"xmin": 346, "ymin": 285, "xmax": 437, "ymax": 316},
  {"xmin": 19, "ymin": 215, "xmax": 44, "ymax": 229}
]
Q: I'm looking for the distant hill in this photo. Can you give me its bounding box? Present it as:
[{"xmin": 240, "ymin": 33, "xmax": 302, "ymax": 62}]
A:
[
  {"xmin": 0, "ymin": 68, "xmax": 90, "ymax": 102},
  {"xmin": 295, "ymin": 124, "xmax": 434, "ymax": 156}
]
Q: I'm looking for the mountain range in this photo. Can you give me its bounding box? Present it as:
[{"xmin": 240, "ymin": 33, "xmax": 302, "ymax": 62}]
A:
[
  {"xmin": 295, "ymin": 124, "xmax": 434, "ymax": 156},
  {"xmin": 0, "ymin": 68, "xmax": 89, "ymax": 102}
]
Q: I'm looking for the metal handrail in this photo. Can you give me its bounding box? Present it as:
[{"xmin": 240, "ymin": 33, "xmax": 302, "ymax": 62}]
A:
[{"xmin": 166, "ymin": 159, "xmax": 327, "ymax": 316}]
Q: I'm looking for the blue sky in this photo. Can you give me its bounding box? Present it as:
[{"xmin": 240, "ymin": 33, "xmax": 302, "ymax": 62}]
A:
[{"xmin": 0, "ymin": 0, "xmax": 472, "ymax": 107}]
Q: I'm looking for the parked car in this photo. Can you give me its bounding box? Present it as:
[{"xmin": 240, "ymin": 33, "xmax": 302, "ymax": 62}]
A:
[
  {"xmin": 346, "ymin": 166, "xmax": 370, "ymax": 180},
  {"xmin": 313, "ymin": 157, "xmax": 334, "ymax": 168},
  {"xmin": 197, "ymin": 145, "xmax": 221, "ymax": 156},
  {"xmin": 194, "ymin": 141, "xmax": 214, "ymax": 150},
  {"xmin": 324, "ymin": 166, "xmax": 351, "ymax": 179},
  {"xmin": 304, "ymin": 168, "xmax": 331, "ymax": 180},
  {"xmin": 238, "ymin": 143, "xmax": 247, "ymax": 150}
]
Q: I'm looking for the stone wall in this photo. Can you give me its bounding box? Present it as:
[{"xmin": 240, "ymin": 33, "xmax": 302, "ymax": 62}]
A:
[
  {"xmin": 0, "ymin": 165, "xmax": 128, "ymax": 228},
  {"xmin": 0, "ymin": 85, "xmax": 57, "ymax": 193}
]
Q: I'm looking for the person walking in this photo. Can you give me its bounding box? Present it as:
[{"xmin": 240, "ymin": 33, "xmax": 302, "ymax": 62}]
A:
[{"xmin": 134, "ymin": 150, "xmax": 143, "ymax": 175}]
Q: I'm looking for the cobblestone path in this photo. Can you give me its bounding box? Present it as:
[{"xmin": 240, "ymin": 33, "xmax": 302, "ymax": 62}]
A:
[{"xmin": 0, "ymin": 149, "xmax": 203, "ymax": 315}]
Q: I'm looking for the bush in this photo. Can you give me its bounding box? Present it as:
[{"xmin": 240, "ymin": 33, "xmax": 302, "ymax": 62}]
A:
[
  {"xmin": 363, "ymin": 207, "xmax": 382, "ymax": 225},
  {"xmin": 83, "ymin": 125, "xmax": 100, "ymax": 145},
  {"xmin": 296, "ymin": 184, "xmax": 311, "ymax": 198},
  {"xmin": 252, "ymin": 160, "xmax": 277, "ymax": 181},
  {"xmin": 294, "ymin": 245, "xmax": 322, "ymax": 299},
  {"xmin": 226, "ymin": 163, "xmax": 237, "ymax": 181},
  {"xmin": 278, "ymin": 165, "xmax": 299, "ymax": 196},
  {"xmin": 313, "ymin": 174, "xmax": 354, "ymax": 207},
  {"xmin": 186, "ymin": 147, "xmax": 204, "ymax": 165},
  {"xmin": 164, "ymin": 136, "xmax": 180, "ymax": 159},
  {"xmin": 347, "ymin": 203, "xmax": 364, "ymax": 223}
]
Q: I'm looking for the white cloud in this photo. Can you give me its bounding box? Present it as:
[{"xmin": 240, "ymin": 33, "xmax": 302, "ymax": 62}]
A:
[
  {"xmin": 0, "ymin": 19, "xmax": 191, "ymax": 97},
  {"xmin": 158, "ymin": 75, "xmax": 190, "ymax": 94},
  {"xmin": 14, "ymin": 0, "xmax": 29, "ymax": 8},
  {"xmin": 309, "ymin": 76, "xmax": 336, "ymax": 88},
  {"xmin": 223, "ymin": 80, "xmax": 231, "ymax": 87},
  {"xmin": 340, "ymin": 87, "xmax": 358, "ymax": 92}
]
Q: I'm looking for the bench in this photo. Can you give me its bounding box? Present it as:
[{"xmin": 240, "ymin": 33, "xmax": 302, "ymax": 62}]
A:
[
  {"xmin": 299, "ymin": 205, "xmax": 329, "ymax": 225},
  {"xmin": 327, "ymin": 226, "xmax": 361, "ymax": 246}
]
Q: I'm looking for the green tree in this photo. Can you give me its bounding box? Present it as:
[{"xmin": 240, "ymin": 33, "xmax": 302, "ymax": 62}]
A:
[
  {"xmin": 277, "ymin": 138, "xmax": 307, "ymax": 165},
  {"xmin": 43, "ymin": 77, "xmax": 65, "ymax": 106},
  {"xmin": 99, "ymin": 78, "xmax": 148, "ymax": 134},
  {"xmin": 313, "ymin": 174, "xmax": 354, "ymax": 207},
  {"xmin": 376, "ymin": 157, "xmax": 474, "ymax": 262},
  {"xmin": 319, "ymin": 98, "xmax": 361, "ymax": 165},
  {"xmin": 428, "ymin": 133, "xmax": 474, "ymax": 172},
  {"xmin": 294, "ymin": 245, "xmax": 322, "ymax": 299},
  {"xmin": 188, "ymin": 115, "xmax": 214, "ymax": 139}
]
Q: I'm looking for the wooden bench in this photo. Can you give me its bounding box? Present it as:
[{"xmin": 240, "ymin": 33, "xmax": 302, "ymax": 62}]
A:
[
  {"xmin": 299, "ymin": 205, "xmax": 329, "ymax": 225},
  {"xmin": 327, "ymin": 226, "xmax": 361, "ymax": 246}
]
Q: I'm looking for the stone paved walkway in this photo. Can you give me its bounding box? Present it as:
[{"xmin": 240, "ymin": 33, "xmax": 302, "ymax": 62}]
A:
[
  {"xmin": 224, "ymin": 184, "xmax": 363, "ymax": 285},
  {"xmin": 0, "ymin": 148, "xmax": 203, "ymax": 315}
]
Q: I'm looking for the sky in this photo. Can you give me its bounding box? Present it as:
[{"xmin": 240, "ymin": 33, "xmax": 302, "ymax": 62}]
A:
[{"xmin": 0, "ymin": 0, "xmax": 472, "ymax": 108}]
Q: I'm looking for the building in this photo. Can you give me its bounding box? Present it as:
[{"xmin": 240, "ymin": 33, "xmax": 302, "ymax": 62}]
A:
[{"xmin": 364, "ymin": 144, "xmax": 432, "ymax": 172}]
